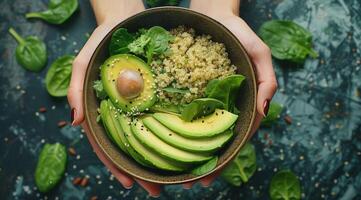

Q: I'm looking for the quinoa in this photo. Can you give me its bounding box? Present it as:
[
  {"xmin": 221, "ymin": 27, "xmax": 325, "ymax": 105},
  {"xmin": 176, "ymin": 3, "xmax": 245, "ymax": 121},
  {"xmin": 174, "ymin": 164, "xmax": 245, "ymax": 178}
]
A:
[{"xmin": 151, "ymin": 26, "xmax": 237, "ymax": 104}]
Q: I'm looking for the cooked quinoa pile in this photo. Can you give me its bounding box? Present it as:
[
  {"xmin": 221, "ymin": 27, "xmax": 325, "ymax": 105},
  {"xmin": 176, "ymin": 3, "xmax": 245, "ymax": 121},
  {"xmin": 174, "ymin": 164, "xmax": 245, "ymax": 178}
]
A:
[{"xmin": 151, "ymin": 26, "xmax": 237, "ymax": 104}]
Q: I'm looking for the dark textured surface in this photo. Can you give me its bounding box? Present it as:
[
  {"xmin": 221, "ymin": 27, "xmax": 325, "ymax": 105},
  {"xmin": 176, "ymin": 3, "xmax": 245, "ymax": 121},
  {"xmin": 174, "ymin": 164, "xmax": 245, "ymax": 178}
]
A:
[{"xmin": 0, "ymin": 0, "xmax": 360, "ymax": 199}]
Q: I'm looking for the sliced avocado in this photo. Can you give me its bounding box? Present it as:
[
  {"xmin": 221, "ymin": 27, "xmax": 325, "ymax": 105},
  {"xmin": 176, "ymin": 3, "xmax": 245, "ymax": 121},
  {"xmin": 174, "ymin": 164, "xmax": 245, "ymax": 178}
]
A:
[
  {"xmin": 153, "ymin": 109, "xmax": 238, "ymax": 138},
  {"xmin": 132, "ymin": 118, "xmax": 212, "ymax": 163},
  {"xmin": 143, "ymin": 116, "xmax": 233, "ymax": 153},
  {"xmin": 101, "ymin": 54, "xmax": 156, "ymax": 113},
  {"xmin": 106, "ymin": 100, "xmax": 153, "ymax": 167},
  {"xmin": 119, "ymin": 114, "xmax": 189, "ymax": 171}
]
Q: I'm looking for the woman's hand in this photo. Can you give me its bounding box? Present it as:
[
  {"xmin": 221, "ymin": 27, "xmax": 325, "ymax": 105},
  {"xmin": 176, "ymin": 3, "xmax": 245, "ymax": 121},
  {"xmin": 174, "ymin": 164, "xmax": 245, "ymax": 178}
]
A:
[
  {"xmin": 185, "ymin": 0, "xmax": 278, "ymax": 188},
  {"xmin": 67, "ymin": 0, "xmax": 161, "ymax": 197}
]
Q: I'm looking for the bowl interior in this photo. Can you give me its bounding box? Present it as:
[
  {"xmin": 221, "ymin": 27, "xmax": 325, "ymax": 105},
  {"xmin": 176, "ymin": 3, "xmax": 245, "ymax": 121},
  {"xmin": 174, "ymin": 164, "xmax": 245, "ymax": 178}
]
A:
[{"xmin": 84, "ymin": 7, "xmax": 256, "ymax": 184}]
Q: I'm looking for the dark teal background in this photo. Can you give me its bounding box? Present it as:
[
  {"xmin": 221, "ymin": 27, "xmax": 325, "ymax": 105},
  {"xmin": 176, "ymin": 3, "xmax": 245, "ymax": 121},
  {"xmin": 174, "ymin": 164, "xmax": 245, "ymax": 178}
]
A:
[{"xmin": 1, "ymin": 0, "xmax": 361, "ymax": 199}]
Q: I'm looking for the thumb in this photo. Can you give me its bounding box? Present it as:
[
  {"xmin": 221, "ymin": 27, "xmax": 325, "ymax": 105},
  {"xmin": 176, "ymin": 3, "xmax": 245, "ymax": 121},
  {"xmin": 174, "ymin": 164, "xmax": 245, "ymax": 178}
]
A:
[{"xmin": 67, "ymin": 24, "xmax": 114, "ymax": 125}]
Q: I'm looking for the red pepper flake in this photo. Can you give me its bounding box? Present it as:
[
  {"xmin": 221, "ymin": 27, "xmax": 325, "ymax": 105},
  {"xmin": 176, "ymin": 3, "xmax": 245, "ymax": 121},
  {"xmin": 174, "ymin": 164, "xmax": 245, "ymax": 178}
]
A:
[
  {"xmin": 57, "ymin": 120, "xmax": 68, "ymax": 128},
  {"xmin": 68, "ymin": 147, "xmax": 76, "ymax": 156},
  {"xmin": 80, "ymin": 177, "xmax": 89, "ymax": 187},
  {"xmin": 72, "ymin": 177, "xmax": 82, "ymax": 185},
  {"xmin": 90, "ymin": 196, "xmax": 98, "ymax": 200},
  {"xmin": 284, "ymin": 115, "xmax": 292, "ymax": 125},
  {"xmin": 39, "ymin": 107, "xmax": 47, "ymax": 113}
]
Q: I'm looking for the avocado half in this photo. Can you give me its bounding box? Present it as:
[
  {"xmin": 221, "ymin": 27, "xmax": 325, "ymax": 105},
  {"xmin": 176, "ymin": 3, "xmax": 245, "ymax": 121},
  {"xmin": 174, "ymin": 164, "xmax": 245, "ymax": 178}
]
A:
[{"xmin": 101, "ymin": 54, "xmax": 156, "ymax": 113}]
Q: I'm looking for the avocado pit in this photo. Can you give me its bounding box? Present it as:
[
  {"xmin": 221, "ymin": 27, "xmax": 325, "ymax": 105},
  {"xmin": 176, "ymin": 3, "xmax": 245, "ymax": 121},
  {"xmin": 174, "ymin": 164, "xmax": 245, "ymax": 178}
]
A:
[{"xmin": 116, "ymin": 69, "xmax": 144, "ymax": 100}]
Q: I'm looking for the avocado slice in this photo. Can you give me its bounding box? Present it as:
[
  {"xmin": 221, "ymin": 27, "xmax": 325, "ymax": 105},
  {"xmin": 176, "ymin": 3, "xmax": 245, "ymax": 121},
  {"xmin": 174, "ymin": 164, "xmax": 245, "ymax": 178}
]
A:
[
  {"xmin": 153, "ymin": 109, "xmax": 238, "ymax": 138},
  {"xmin": 119, "ymin": 114, "xmax": 189, "ymax": 171},
  {"xmin": 101, "ymin": 54, "xmax": 156, "ymax": 113},
  {"xmin": 132, "ymin": 118, "xmax": 213, "ymax": 163},
  {"xmin": 143, "ymin": 116, "xmax": 233, "ymax": 153}
]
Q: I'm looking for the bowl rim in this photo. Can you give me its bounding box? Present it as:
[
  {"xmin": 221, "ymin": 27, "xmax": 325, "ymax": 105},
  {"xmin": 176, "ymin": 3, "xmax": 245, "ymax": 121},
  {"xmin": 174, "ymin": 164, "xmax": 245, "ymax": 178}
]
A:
[{"xmin": 83, "ymin": 6, "xmax": 257, "ymax": 184}]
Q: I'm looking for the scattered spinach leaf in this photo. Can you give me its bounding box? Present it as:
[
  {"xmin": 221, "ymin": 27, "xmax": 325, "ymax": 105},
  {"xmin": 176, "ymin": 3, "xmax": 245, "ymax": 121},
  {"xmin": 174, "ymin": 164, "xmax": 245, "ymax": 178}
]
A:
[
  {"xmin": 162, "ymin": 87, "xmax": 189, "ymax": 94},
  {"xmin": 259, "ymin": 20, "xmax": 318, "ymax": 63},
  {"xmin": 261, "ymin": 102, "xmax": 283, "ymax": 127},
  {"xmin": 145, "ymin": 0, "xmax": 181, "ymax": 7},
  {"xmin": 45, "ymin": 55, "xmax": 74, "ymax": 97},
  {"xmin": 221, "ymin": 143, "xmax": 256, "ymax": 186},
  {"xmin": 8, "ymin": 28, "xmax": 47, "ymax": 72},
  {"xmin": 269, "ymin": 170, "xmax": 301, "ymax": 200},
  {"xmin": 35, "ymin": 143, "xmax": 67, "ymax": 193},
  {"xmin": 93, "ymin": 80, "xmax": 108, "ymax": 99},
  {"xmin": 26, "ymin": 0, "xmax": 78, "ymax": 24},
  {"xmin": 206, "ymin": 74, "xmax": 245, "ymax": 113},
  {"xmin": 191, "ymin": 156, "xmax": 218, "ymax": 176},
  {"xmin": 181, "ymin": 98, "xmax": 224, "ymax": 121},
  {"xmin": 109, "ymin": 28, "xmax": 135, "ymax": 55}
]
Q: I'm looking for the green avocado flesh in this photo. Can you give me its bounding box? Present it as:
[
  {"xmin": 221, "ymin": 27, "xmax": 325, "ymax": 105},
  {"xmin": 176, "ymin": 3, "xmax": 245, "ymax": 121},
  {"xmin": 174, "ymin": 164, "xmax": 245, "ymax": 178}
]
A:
[
  {"xmin": 142, "ymin": 116, "xmax": 233, "ymax": 152},
  {"xmin": 132, "ymin": 118, "xmax": 213, "ymax": 163},
  {"xmin": 119, "ymin": 114, "xmax": 189, "ymax": 171},
  {"xmin": 101, "ymin": 54, "xmax": 156, "ymax": 113},
  {"xmin": 153, "ymin": 109, "xmax": 238, "ymax": 138}
]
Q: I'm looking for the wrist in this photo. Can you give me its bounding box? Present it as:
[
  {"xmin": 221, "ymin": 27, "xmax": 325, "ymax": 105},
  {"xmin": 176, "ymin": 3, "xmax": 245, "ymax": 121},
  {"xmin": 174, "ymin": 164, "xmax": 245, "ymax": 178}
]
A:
[
  {"xmin": 190, "ymin": 0, "xmax": 240, "ymax": 17},
  {"xmin": 90, "ymin": 0, "xmax": 145, "ymax": 26}
]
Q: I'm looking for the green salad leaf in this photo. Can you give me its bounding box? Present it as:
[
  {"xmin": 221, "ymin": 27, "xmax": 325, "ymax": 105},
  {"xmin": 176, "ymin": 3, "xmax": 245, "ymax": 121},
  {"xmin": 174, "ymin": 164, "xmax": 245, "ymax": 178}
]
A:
[
  {"xmin": 162, "ymin": 87, "xmax": 189, "ymax": 94},
  {"xmin": 109, "ymin": 28, "xmax": 135, "ymax": 55},
  {"xmin": 45, "ymin": 55, "xmax": 74, "ymax": 97},
  {"xmin": 259, "ymin": 20, "xmax": 318, "ymax": 63},
  {"xmin": 205, "ymin": 74, "xmax": 245, "ymax": 113},
  {"xmin": 35, "ymin": 143, "xmax": 67, "ymax": 193},
  {"xmin": 221, "ymin": 143, "xmax": 257, "ymax": 186},
  {"xmin": 145, "ymin": 0, "xmax": 181, "ymax": 7},
  {"xmin": 26, "ymin": 0, "xmax": 78, "ymax": 24},
  {"xmin": 191, "ymin": 156, "xmax": 218, "ymax": 176},
  {"xmin": 93, "ymin": 80, "xmax": 108, "ymax": 99},
  {"xmin": 269, "ymin": 170, "xmax": 302, "ymax": 200},
  {"xmin": 181, "ymin": 98, "xmax": 224, "ymax": 121},
  {"xmin": 261, "ymin": 102, "xmax": 283, "ymax": 127},
  {"xmin": 8, "ymin": 28, "xmax": 47, "ymax": 72}
]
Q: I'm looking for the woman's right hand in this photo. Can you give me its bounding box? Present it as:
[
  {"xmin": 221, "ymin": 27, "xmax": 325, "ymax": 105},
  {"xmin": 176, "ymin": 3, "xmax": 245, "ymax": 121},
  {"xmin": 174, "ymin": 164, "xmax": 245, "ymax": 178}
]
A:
[{"xmin": 67, "ymin": 0, "xmax": 162, "ymax": 197}]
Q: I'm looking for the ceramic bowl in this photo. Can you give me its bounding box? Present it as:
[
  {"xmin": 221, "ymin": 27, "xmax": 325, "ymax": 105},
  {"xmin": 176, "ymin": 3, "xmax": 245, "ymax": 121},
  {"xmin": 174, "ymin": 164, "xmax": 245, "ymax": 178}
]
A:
[{"xmin": 84, "ymin": 7, "xmax": 256, "ymax": 184}]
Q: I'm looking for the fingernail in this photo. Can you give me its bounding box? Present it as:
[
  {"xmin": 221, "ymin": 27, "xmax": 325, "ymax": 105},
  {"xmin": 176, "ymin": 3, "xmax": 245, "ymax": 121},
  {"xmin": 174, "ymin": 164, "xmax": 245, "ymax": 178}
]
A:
[
  {"xmin": 71, "ymin": 108, "xmax": 76, "ymax": 125},
  {"xmin": 201, "ymin": 182, "xmax": 211, "ymax": 188},
  {"xmin": 149, "ymin": 193, "xmax": 160, "ymax": 198},
  {"xmin": 183, "ymin": 185, "xmax": 191, "ymax": 190},
  {"xmin": 263, "ymin": 99, "xmax": 270, "ymax": 117},
  {"xmin": 123, "ymin": 184, "xmax": 133, "ymax": 189}
]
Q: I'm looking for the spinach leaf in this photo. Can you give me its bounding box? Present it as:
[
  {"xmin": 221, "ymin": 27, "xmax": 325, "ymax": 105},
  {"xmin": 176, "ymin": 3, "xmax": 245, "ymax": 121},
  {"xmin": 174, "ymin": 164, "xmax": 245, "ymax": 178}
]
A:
[
  {"xmin": 35, "ymin": 143, "xmax": 67, "ymax": 193},
  {"xmin": 93, "ymin": 80, "xmax": 108, "ymax": 99},
  {"xmin": 26, "ymin": 0, "xmax": 78, "ymax": 24},
  {"xmin": 259, "ymin": 20, "xmax": 318, "ymax": 63},
  {"xmin": 221, "ymin": 143, "xmax": 256, "ymax": 186},
  {"xmin": 145, "ymin": 0, "xmax": 181, "ymax": 7},
  {"xmin": 206, "ymin": 74, "xmax": 245, "ymax": 113},
  {"xmin": 45, "ymin": 55, "xmax": 74, "ymax": 97},
  {"xmin": 191, "ymin": 156, "xmax": 218, "ymax": 176},
  {"xmin": 109, "ymin": 28, "xmax": 135, "ymax": 55},
  {"xmin": 261, "ymin": 102, "xmax": 283, "ymax": 127},
  {"xmin": 8, "ymin": 28, "xmax": 47, "ymax": 72},
  {"xmin": 269, "ymin": 170, "xmax": 301, "ymax": 200},
  {"xmin": 181, "ymin": 98, "xmax": 224, "ymax": 121},
  {"xmin": 128, "ymin": 34, "xmax": 151, "ymax": 55},
  {"xmin": 162, "ymin": 87, "xmax": 189, "ymax": 94}
]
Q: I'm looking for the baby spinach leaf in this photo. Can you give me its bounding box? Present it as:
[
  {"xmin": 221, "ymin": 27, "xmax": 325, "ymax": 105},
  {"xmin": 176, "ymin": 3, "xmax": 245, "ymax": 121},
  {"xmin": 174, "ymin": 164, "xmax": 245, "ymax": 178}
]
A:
[
  {"xmin": 145, "ymin": 0, "xmax": 181, "ymax": 7},
  {"xmin": 93, "ymin": 80, "xmax": 108, "ymax": 99},
  {"xmin": 26, "ymin": 0, "xmax": 78, "ymax": 24},
  {"xmin": 259, "ymin": 20, "xmax": 318, "ymax": 63},
  {"xmin": 8, "ymin": 28, "xmax": 47, "ymax": 72},
  {"xmin": 35, "ymin": 143, "xmax": 67, "ymax": 193},
  {"xmin": 181, "ymin": 98, "xmax": 224, "ymax": 121},
  {"xmin": 191, "ymin": 156, "xmax": 218, "ymax": 176},
  {"xmin": 221, "ymin": 143, "xmax": 257, "ymax": 186},
  {"xmin": 206, "ymin": 75, "xmax": 245, "ymax": 113},
  {"xmin": 261, "ymin": 102, "xmax": 283, "ymax": 127},
  {"xmin": 109, "ymin": 28, "xmax": 135, "ymax": 55},
  {"xmin": 128, "ymin": 34, "xmax": 151, "ymax": 55},
  {"xmin": 45, "ymin": 55, "xmax": 74, "ymax": 97},
  {"xmin": 162, "ymin": 87, "xmax": 189, "ymax": 94},
  {"xmin": 269, "ymin": 170, "xmax": 301, "ymax": 200}
]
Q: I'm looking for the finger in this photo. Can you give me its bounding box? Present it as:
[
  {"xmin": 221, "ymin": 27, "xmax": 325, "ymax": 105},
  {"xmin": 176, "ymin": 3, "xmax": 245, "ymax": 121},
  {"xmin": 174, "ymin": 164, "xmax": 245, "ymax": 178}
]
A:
[
  {"xmin": 135, "ymin": 178, "xmax": 162, "ymax": 197},
  {"xmin": 199, "ymin": 169, "xmax": 222, "ymax": 187},
  {"xmin": 68, "ymin": 24, "xmax": 115, "ymax": 125},
  {"xmin": 81, "ymin": 122, "xmax": 134, "ymax": 188},
  {"xmin": 182, "ymin": 181, "xmax": 196, "ymax": 189}
]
